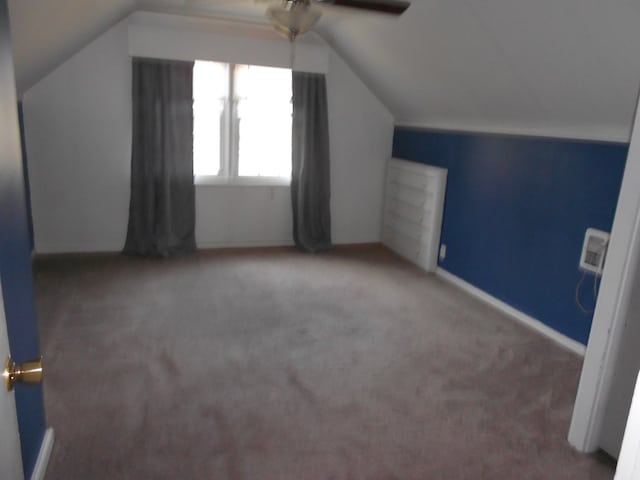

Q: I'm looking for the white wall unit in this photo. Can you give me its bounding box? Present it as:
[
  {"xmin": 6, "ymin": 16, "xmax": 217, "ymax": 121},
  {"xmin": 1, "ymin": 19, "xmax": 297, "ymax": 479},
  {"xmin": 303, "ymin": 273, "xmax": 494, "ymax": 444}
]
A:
[
  {"xmin": 382, "ymin": 158, "xmax": 447, "ymax": 272},
  {"xmin": 22, "ymin": 12, "xmax": 393, "ymax": 254}
]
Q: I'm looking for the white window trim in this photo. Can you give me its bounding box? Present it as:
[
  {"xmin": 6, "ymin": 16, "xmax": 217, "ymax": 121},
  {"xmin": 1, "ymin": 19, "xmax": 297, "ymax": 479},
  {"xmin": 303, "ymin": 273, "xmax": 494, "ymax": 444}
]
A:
[{"xmin": 194, "ymin": 175, "xmax": 291, "ymax": 187}]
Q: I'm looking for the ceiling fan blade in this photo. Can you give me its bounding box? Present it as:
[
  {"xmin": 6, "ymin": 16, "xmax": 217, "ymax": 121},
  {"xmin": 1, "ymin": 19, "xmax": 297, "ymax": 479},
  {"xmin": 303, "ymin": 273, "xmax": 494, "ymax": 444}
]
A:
[{"xmin": 316, "ymin": 0, "xmax": 410, "ymax": 15}]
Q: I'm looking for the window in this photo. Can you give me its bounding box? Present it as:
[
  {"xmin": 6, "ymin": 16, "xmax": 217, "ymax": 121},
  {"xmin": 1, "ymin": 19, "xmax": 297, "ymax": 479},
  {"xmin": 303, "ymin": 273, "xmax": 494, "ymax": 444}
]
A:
[{"xmin": 193, "ymin": 61, "xmax": 292, "ymax": 183}]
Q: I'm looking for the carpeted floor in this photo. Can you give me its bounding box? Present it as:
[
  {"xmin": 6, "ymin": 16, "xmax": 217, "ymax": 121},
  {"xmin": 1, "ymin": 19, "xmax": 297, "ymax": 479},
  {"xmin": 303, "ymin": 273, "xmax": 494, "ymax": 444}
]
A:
[{"xmin": 34, "ymin": 245, "xmax": 614, "ymax": 479}]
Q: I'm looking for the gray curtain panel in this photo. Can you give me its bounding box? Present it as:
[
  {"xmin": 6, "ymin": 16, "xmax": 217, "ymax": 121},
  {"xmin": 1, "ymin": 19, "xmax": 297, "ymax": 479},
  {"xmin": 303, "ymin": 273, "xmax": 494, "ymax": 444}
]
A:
[
  {"xmin": 291, "ymin": 72, "xmax": 332, "ymax": 252},
  {"xmin": 124, "ymin": 57, "xmax": 196, "ymax": 257}
]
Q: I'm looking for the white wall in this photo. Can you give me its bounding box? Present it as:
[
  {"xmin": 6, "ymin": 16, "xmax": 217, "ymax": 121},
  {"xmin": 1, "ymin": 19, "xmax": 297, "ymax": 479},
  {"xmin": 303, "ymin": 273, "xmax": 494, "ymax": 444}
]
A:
[
  {"xmin": 128, "ymin": 12, "xmax": 329, "ymax": 74},
  {"xmin": 22, "ymin": 21, "xmax": 132, "ymax": 253},
  {"xmin": 22, "ymin": 13, "xmax": 393, "ymax": 254},
  {"xmin": 195, "ymin": 185, "xmax": 293, "ymax": 249},
  {"xmin": 328, "ymin": 51, "xmax": 392, "ymax": 244}
]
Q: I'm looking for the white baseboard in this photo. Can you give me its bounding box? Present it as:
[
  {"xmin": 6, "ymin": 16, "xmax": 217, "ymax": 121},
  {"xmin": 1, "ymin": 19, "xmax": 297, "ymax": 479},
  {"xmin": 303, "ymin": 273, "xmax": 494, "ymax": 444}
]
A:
[
  {"xmin": 30, "ymin": 427, "xmax": 54, "ymax": 480},
  {"xmin": 435, "ymin": 268, "xmax": 586, "ymax": 356},
  {"xmin": 196, "ymin": 239, "xmax": 294, "ymax": 249},
  {"xmin": 35, "ymin": 241, "xmax": 123, "ymax": 254},
  {"xmin": 34, "ymin": 239, "xmax": 383, "ymax": 255},
  {"xmin": 196, "ymin": 240, "xmax": 380, "ymax": 250},
  {"xmin": 34, "ymin": 240, "xmax": 295, "ymax": 255}
]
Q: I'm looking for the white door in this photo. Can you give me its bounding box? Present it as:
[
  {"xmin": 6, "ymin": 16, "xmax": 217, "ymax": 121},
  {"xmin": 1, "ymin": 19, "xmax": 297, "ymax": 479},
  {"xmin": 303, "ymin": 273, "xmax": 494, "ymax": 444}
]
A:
[
  {"xmin": 0, "ymin": 275, "xmax": 24, "ymax": 479},
  {"xmin": 615, "ymin": 370, "xmax": 640, "ymax": 479}
]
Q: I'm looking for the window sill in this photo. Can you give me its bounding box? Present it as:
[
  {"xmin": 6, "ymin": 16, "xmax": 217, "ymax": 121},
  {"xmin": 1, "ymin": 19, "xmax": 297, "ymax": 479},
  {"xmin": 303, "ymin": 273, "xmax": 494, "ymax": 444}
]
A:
[{"xmin": 194, "ymin": 176, "xmax": 291, "ymax": 187}]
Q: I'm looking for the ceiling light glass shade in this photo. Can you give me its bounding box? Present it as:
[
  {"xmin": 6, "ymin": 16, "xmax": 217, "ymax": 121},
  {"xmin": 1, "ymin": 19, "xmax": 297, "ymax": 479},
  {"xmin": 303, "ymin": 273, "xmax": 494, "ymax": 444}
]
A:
[{"xmin": 267, "ymin": 1, "xmax": 322, "ymax": 40}]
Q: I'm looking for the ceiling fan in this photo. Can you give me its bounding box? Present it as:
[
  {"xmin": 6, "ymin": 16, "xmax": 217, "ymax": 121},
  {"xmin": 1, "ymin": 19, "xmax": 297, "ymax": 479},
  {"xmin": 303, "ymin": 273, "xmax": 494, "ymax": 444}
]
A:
[{"xmin": 265, "ymin": 0, "xmax": 410, "ymax": 41}]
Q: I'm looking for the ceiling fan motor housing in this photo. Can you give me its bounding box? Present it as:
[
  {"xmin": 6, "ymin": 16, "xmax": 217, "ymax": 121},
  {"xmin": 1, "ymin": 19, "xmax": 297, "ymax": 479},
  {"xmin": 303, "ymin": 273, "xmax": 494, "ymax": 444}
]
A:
[
  {"xmin": 266, "ymin": 0, "xmax": 410, "ymax": 41},
  {"xmin": 266, "ymin": 0, "xmax": 322, "ymax": 41}
]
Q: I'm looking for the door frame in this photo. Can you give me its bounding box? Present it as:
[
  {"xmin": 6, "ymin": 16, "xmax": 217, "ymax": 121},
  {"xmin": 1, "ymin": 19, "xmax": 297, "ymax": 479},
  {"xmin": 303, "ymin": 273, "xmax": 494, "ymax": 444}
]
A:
[
  {"xmin": 615, "ymin": 370, "xmax": 640, "ymax": 479},
  {"xmin": 569, "ymin": 88, "xmax": 640, "ymax": 452}
]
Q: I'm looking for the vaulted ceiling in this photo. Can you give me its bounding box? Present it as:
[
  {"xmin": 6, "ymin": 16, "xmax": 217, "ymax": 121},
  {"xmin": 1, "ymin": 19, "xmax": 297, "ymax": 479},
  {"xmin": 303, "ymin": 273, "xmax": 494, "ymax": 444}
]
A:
[
  {"xmin": 8, "ymin": 0, "xmax": 640, "ymax": 141},
  {"xmin": 8, "ymin": 0, "xmax": 135, "ymax": 95}
]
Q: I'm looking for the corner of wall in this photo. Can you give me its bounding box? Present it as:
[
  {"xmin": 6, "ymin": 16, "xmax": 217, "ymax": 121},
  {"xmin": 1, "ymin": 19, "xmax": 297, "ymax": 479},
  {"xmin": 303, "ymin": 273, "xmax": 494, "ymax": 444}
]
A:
[
  {"xmin": 314, "ymin": 30, "xmax": 393, "ymax": 126},
  {"xmin": 323, "ymin": 40, "xmax": 394, "ymax": 244}
]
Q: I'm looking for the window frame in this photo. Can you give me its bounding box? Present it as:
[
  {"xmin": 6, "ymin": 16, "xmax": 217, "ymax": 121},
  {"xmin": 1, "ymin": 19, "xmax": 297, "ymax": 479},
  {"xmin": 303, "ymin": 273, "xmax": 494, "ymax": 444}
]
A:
[{"xmin": 193, "ymin": 61, "xmax": 292, "ymax": 187}]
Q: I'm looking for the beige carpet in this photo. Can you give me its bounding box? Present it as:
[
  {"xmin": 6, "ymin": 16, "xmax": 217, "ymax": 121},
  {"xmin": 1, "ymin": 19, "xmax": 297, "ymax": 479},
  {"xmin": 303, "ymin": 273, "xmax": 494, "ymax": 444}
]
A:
[{"xmin": 34, "ymin": 245, "xmax": 614, "ymax": 479}]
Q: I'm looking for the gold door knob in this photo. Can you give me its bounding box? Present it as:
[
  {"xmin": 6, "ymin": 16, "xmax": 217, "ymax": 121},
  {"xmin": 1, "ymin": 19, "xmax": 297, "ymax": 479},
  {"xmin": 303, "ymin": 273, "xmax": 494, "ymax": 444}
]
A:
[{"xmin": 2, "ymin": 356, "xmax": 43, "ymax": 391}]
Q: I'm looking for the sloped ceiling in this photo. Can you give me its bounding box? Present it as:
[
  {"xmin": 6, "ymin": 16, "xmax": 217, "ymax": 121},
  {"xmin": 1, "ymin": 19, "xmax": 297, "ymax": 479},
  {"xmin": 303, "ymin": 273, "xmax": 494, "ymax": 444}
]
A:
[
  {"xmin": 9, "ymin": 0, "xmax": 640, "ymax": 141},
  {"xmin": 8, "ymin": 0, "xmax": 136, "ymax": 95},
  {"xmin": 320, "ymin": 0, "xmax": 640, "ymax": 141}
]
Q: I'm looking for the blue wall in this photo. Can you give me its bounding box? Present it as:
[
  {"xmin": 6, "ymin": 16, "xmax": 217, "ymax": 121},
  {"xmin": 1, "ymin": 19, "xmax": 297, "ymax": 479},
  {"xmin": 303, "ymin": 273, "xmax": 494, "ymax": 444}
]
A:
[{"xmin": 393, "ymin": 127, "xmax": 628, "ymax": 345}]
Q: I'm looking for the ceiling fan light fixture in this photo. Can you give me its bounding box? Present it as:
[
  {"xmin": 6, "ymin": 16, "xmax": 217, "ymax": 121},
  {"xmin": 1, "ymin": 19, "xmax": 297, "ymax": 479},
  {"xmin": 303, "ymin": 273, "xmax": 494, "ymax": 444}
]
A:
[{"xmin": 267, "ymin": 1, "xmax": 322, "ymax": 41}]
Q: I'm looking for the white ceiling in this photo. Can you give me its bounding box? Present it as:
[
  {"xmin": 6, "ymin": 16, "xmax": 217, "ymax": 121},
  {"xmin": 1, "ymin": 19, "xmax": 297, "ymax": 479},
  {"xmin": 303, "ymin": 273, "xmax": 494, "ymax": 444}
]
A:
[
  {"xmin": 8, "ymin": 0, "xmax": 136, "ymax": 95},
  {"xmin": 8, "ymin": 0, "xmax": 640, "ymax": 141},
  {"xmin": 321, "ymin": 0, "xmax": 640, "ymax": 141}
]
